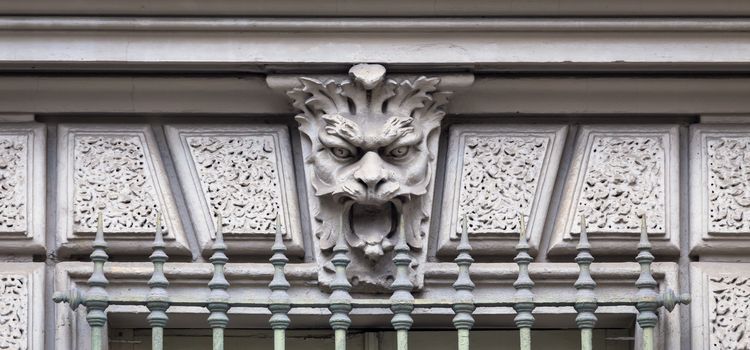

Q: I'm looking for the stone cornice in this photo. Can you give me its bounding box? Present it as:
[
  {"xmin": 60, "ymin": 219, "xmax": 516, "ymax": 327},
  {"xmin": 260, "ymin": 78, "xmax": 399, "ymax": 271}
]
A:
[
  {"xmin": 2, "ymin": 1, "xmax": 750, "ymax": 17},
  {"xmin": 3, "ymin": 17, "xmax": 750, "ymax": 33}
]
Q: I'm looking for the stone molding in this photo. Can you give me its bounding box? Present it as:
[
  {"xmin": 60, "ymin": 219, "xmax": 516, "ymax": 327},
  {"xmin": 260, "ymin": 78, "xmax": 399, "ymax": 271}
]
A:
[
  {"xmin": 438, "ymin": 124, "xmax": 567, "ymax": 257},
  {"xmin": 690, "ymin": 124, "xmax": 750, "ymax": 255},
  {"xmin": 550, "ymin": 125, "xmax": 680, "ymax": 256},
  {"xmin": 690, "ymin": 263, "xmax": 750, "ymax": 350},
  {"xmin": 165, "ymin": 124, "xmax": 304, "ymax": 257},
  {"xmin": 0, "ymin": 123, "xmax": 45, "ymax": 255},
  {"xmin": 0, "ymin": 263, "xmax": 45, "ymax": 350},
  {"xmin": 56, "ymin": 124, "xmax": 189, "ymax": 256}
]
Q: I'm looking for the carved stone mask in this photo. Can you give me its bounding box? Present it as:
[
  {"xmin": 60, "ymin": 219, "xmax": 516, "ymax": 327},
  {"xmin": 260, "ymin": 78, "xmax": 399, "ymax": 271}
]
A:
[{"xmin": 289, "ymin": 64, "xmax": 450, "ymax": 289}]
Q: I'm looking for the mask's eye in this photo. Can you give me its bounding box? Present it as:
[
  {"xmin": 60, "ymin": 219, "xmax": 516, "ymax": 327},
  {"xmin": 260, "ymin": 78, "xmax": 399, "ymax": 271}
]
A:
[
  {"xmin": 330, "ymin": 147, "xmax": 353, "ymax": 159},
  {"xmin": 388, "ymin": 146, "xmax": 410, "ymax": 159}
]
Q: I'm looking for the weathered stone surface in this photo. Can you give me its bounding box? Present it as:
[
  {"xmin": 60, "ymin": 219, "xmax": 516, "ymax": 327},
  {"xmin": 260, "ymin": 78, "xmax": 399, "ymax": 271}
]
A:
[
  {"xmin": 56, "ymin": 124, "xmax": 189, "ymax": 256},
  {"xmin": 0, "ymin": 264, "xmax": 44, "ymax": 350},
  {"xmin": 550, "ymin": 125, "xmax": 680, "ymax": 256},
  {"xmin": 287, "ymin": 64, "xmax": 451, "ymax": 291},
  {"xmin": 166, "ymin": 124, "xmax": 303, "ymax": 256},
  {"xmin": 438, "ymin": 124, "xmax": 567, "ymax": 256},
  {"xmin": 690, "ymin": 124, "xmax": 750, "ymax": 255},
  {"xmin": 691, "ymin": 263, "xmax": 750, "ymax": 350},
  {"xmin": 0, "ymin": 123, "xmax": 45, "ymax": 255}
]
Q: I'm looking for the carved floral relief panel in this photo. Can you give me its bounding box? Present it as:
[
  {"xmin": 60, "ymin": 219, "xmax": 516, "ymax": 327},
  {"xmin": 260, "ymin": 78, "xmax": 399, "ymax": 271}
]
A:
[
  {"xmin": 166, "ymin": 125, "xmax": 303, "ymax": 256},
  {"xmin": 72, "ymin": 135, "xmax": 165, "ymax": 234},
  {"xmin": 57, "ymin": 124, "xmax": 188, "ymax": 256},
  {"xmin": 709, "ymin": 275, "xmax": 750, "ymax": 350},
  {"xmin": 0, "ymin": 264, "xmax": 44, "ymax": 350},
  {"xmin": 0, "ymin": 124, "xmax": 45, "ymax": 254},
  {"xmin": 692, "ymin": 263, "xmax": 750, "ymax": 350},
  {"xmin": 438, "ymin": 125, "xmax": 568, "ymax": 256},
  {"xmin": 573, "ymin": 135, "xmax": 666, "ymax": 234},
  {"xmin": 550, "ymin": 125, "xmax": 680, "ymax": 256},
  {"xmin": 0, "ymin": 135, "xmax": 27, "ymax": 234},
  {"xmin": 0, "ymin": 274, "xmax": 28, "ymax": 350},
  {"xmin": 691, "ymin": 125, "xmax": 750, "ymax": 255}
]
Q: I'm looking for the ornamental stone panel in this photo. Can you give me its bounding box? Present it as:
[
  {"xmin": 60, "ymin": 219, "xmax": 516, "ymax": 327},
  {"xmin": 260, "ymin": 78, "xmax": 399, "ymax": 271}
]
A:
[
  {"xmin": 0, "ymin": 264, "xmax": 44, "ymax": 350},
  {"xmin": 691, "ymin": 263, "xmax": 750, "ymax": 350},
  {"xmin": 438, "ymin": 124, "xmax": 568, "ymax": 257},
  {"xmin": 690, "ymin": 124, "xmax": 750, "ymax": 255},
  {"xmin": 165, "ymin": 124, "xmax": 304, "ymax": 257},
  {"xmin": 0, "ymin": 123, "xmax": 45, "ymax": 255},
  {"xmin": 550, "ymin": 125, "xmax": 680, "ymax": 256},
  {"xmin": 56, "ymin": 124, "xmax": 189, "ymax": 256}
]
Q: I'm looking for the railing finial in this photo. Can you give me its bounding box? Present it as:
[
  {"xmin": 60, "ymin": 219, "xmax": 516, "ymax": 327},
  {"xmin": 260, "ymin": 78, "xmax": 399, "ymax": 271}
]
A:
[
  {"xmin": 513, "ymin": 214, "xmax": 534, "ymax": 350},
  {"xmin": 574, "ymin": 215, "xmax": 597, "ymax": 350},
  {"xmin": 147, "ymin": 212, "xmax": 170, "ymax": 350},
  {"xmin": 208, "ymin": 215, "xmax": 230, "ymax": 350},
  {"xmin": 269, "ymin": 214, "xmax": 291, "ymax": 350},
  {"xmin": 86, "ymin": 211, "xmax": 110, "ymax": 350},
  {"xmin": 452, "ymin": 215, "xmax": 475, "ymax": 350},
  {"xmin": 635, "ymin": 215, "xmax": 659, "ymax": 350},
  {"xmin": 329, "ymin": 213, "xmax": 353, "ymax": 350},
  {"xmin": 390, "ymin": 213, "xmax": 414, "ymax": 350}
]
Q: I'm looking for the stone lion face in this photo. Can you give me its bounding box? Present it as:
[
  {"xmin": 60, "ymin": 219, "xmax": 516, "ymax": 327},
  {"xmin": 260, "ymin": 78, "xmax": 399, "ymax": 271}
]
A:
[{"xmin": 308, "ymin": 113, "xmax": 433, "ymax": 259}]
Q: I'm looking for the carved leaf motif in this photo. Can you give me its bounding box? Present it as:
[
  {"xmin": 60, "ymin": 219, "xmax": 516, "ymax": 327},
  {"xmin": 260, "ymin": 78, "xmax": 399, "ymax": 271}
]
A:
[
  {"xmin": 0, "ymin": 136, "xmax": 26, "ymax": 233},
  {"xmin": 187, "ymin": 135, "xmax": 282, "ymax": 234},
  {"xmin": 458, "ymin": 136, "xmax": 548, "ymax": 234},
  {"xmin": 73, "ymin": 136, "xmax": 164, "ymax": 233},
  {"xmin": 707, "ymin": 137, "xmax": 750, "ymax": 233},
  {"xmin": 0, "ymin": 275, "xmax": 28, "ymax": 350},
  {"xmin": 710, "ymin": 276, "xmax": 750, "ymax": 350},
  {"xmin": 573, "ymin": 136, "xmax": 666, "ymax": 233}
]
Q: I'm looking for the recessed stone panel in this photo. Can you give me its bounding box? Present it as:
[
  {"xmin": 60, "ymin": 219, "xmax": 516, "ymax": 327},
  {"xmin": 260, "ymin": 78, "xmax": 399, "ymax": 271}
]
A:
[
  {"xmin": 691, "ymin": 263, "xmax": 750, "ymax": 350},
  {"xmin": 550, "ymin": 125, "xmax": 680, "ymax": 256},
  {"xmin": 165, "ymin": 124, "xmax": 303, "ymax": 256},
  {"xmin": 0, "ymin": 123, "xmax": 45, "ymax": 255},
  {"xmin": 690, "ymin": 124, "xmax": 750, "ymax": 255},
  {"xmin": 56, "ymin": 124, "xmax": 189, "ymax": 256},
  {"xmin": 438, "ymin": 124, "xmax": 568, "ymax": 256},
  {"xmin": 0, "ymin": 264, "xmax": 44, "ymax": 350}
]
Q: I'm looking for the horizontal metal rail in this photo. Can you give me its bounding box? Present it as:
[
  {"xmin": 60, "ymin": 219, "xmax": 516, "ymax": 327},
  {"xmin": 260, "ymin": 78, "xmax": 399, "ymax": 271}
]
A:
[{"xmin": 53, "ymin": 212, "xmax": 690, "ymax": 350}]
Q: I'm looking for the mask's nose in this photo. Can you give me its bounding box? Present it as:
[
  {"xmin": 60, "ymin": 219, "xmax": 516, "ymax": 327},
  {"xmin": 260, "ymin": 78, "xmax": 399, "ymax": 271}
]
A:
[{"xmin": 353, "ymin": 151, "xmax": 387, "ymax": 192}]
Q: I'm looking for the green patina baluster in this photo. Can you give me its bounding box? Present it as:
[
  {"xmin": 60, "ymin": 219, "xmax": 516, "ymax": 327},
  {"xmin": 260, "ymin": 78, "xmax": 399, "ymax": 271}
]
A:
[
  {"xmin": 574, "ymin": 215, "xmax": 597, "ymax": 350},
  {"xmin": 87, "ymin": 212, "xmax": 110, "ymax": 350},
  {"xmin": 208, "ymin": 217, "xmax": 230, "ymax": 350},
  {"xmin": 147, "ymin": 213, "xmax": 170, "ymax": 350},
  {"xmin": 268, "ymin": 217, "xmax": 291, "ymax": 350},
  {"xmin": 452, "ymin": 216, "xmax": 475, "ymax": 350},
  {"xmin": 390, "ymin": 215, "xmax": 414, "ymax": 350},
  {"xmin": 329, "ymin": 214, "xmax": 353, "ymax": 350},
  {"xmin": 513, "ymin": 216, "xmax": 534, "ymax": 350}
]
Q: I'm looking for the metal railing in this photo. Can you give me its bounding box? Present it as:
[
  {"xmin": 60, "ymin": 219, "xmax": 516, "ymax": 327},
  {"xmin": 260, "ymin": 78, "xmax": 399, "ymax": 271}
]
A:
[{"xmin": 53, "ymin": 213, "xmax": 690, "ymax": 350}]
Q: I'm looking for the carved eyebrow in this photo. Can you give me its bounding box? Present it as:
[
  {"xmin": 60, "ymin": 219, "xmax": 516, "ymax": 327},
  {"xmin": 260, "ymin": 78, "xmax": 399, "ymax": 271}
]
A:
[
  {"xmin": 386, "ymin": 130, "xmax": 422, "ymax": 150},
  {"xmin": 319, "ymin": 131, "xmax": 356, "ymax": 151},
  {"xmin": 380, "ymin": 116, "xmax": 415, "ymax": 145},
  {"xmin": 321, "ymin": 114, "xmax": 363, "ymax": 145}
]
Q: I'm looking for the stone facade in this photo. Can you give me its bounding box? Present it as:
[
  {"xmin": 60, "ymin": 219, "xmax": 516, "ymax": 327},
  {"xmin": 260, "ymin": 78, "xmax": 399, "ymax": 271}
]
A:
[{"xmin": 2, "ymin": 3, "xmax": 750, "ymax": 349}]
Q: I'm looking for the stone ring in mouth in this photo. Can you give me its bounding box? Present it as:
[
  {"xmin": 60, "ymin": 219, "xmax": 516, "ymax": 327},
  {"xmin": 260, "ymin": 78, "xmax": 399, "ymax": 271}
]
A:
[{"xmin": 342, "ymin": 197, "xmax": 405, "ymax": 261}]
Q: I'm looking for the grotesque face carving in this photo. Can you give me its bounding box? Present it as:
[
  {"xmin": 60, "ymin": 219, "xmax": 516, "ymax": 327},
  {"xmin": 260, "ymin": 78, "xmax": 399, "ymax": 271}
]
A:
[{"xmin": 289, "ymin": 64, "xmax": 450, "ymax": 290}]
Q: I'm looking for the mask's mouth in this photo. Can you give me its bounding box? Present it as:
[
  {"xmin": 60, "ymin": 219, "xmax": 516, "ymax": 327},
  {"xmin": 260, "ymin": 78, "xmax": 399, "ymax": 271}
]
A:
[{"xmin": 344, "ymin": 197, "xmax": 404, "ymax": 261}]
